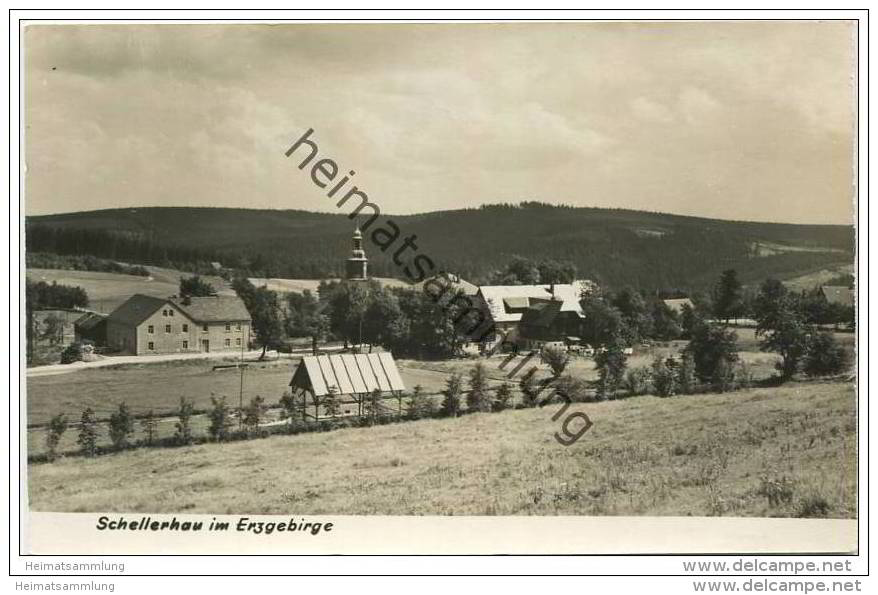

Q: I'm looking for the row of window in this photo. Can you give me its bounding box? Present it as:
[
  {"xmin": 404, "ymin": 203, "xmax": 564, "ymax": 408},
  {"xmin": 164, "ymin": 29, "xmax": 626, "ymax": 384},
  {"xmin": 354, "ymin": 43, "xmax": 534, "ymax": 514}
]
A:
[
  {"xmin": 145, "ymin": 337, "xmax": 241, "ymax": 351},
  {"xmin": 146, "ymin": 322, "xmax": 243, "ymax": 334},
  {"xmin": 161, "ymin": 309, "xmax": 176, "ymax": 317}
]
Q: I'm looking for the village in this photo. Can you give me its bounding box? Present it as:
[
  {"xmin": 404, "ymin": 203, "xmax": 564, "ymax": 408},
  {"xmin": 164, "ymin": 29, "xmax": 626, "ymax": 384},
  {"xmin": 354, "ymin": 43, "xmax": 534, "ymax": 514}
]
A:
[
  {"xmin": 23, "ymin": 213, "xmax": 858, "ymax": 519},
  {"xmin": 18, "ymin": 13, "xmax": 863, "ymax": 523}
]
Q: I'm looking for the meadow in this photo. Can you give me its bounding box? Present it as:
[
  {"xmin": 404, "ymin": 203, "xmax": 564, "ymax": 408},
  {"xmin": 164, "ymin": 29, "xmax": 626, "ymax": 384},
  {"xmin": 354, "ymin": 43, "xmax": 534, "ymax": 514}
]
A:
[
  {"xmin": 26, "ymin": 266, "xmax": 233, "ymax": 313},
  {"xmin": 28, "ymin": 380, "xmax": 857, "ymax": 518},
  {"xmin": 25, "ymin": 357, "xmax": 453, "ymax": 456}
]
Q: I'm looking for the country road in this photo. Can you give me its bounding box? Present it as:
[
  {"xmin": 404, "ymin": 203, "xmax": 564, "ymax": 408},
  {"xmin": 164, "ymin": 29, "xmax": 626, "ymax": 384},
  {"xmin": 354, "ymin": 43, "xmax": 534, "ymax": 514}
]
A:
[{"xmin": 26, "ymin": 346, "xmax": 344, "ymax": 378}]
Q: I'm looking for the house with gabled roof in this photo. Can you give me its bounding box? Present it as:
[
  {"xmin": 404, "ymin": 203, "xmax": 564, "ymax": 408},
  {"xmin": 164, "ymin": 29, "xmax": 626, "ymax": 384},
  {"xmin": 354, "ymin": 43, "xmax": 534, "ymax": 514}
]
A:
[
  {"xmin": 475, "ymin": 280, "xmax": 592, "ymax": 348},
  {"xmin": 106, "ymin": 293, "xmax": 251, "ymax": 355}
]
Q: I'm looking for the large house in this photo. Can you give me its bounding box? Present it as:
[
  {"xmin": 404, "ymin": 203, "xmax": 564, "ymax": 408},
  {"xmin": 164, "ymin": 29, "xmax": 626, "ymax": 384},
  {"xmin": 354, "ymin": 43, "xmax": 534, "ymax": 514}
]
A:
[
  {"xmin": 106, "ymin": 294, "xmax": 252, "ymax": 355},
  {"xmin": 475, "ymin": 281, "xmax": 593, "ymax": 349}
]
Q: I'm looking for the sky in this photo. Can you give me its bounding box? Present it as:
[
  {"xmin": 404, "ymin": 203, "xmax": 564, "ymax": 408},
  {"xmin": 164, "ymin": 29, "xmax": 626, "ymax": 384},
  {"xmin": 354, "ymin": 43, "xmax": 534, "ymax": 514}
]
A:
[{"xmin": 24, "ymin": 22, "xmax": 857, "ymax": 224}]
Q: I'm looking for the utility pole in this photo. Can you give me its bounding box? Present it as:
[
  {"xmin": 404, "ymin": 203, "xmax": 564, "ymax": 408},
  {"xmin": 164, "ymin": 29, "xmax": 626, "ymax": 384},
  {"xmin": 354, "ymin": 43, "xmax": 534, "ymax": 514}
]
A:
[{"xmin": 238, "ymin": 323, "xmax": 246, "ymax": 430}]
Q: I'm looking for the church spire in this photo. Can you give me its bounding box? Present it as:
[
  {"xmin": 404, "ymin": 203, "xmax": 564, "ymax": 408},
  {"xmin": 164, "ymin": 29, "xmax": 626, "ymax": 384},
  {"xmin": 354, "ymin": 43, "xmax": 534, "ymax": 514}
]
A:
[{"xmin": 346, "ymin": 226, "xmax": 368, "ymax": 281}]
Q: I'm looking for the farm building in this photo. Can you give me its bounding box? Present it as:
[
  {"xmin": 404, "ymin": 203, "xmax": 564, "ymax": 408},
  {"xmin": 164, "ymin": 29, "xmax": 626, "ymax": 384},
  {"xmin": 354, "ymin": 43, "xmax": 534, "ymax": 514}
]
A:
[
  {"xmin": 820, "ymin": 285, "xmax": 854, "ymax": 308},
  {"xmin": 289, "ymin": 353, "xmax": 406, "ymax": 421},
  {"xmin": 74, "ymin": 312, "xmax": 107, "ymax": 345},
  {"xmin": 517, "ymin": 298, "xmax": 584, "ymax": 351},
  {"xmin": 106, "ymin": 293, "xmax": 251, "ymax": 355},
  {"xmin": 662, "ymin": 297, "xmax": 694, "ymax": 315},
  {"xmin": 475, "ymin": 281, "xmax": 593, "ymax": 350},
  {"xmin": 415, "ymin": 272, "xmax": 479, "ymax": 299}
]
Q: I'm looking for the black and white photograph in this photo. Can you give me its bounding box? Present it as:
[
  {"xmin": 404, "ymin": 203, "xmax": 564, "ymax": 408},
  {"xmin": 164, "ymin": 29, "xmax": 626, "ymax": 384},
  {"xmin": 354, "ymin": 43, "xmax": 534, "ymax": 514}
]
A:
[{"xmin": 16, "ymin": 15, "xmax": 862, "ymax": 563}]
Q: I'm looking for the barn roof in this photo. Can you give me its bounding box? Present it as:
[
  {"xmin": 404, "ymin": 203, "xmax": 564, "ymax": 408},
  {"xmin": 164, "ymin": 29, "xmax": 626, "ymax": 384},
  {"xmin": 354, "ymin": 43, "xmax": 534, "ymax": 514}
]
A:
[
  {"xmin": 74, "ymin": 311, "xmax": 107, "ymax": 330},
  {"xmin": 821, "ymin": 286, "xmax": 854, "ymax": 307},
  {"xmin": 415, "ymin": 272, "xmax": 479, "ymax": 297},
  {"xmin": 663, "ymin": 298, "xmax": 694, "ymax": 314},
  {"xmin": 478, "ymin": 283, "xmax": 587, "ymax": 323},
  {"xmin": 171, "ymin": 295, "xmax": 251, "ymax": 322},
  {"xmin": 107, "ymin": 294, "xmax": 171, "ymax": 327},
  {"xmin": 109, "ymin": 293, "xmax": 252, "ymax": 327},
  {"xmin": 290, "ymin": 353, "xmax": 406, "ymax": 396}
]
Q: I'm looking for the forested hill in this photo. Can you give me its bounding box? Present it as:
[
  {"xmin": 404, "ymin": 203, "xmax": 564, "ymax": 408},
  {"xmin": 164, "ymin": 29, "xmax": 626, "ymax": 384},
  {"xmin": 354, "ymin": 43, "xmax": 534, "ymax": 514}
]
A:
[{"xmin": 26, "ymin": 203, "xmax": 854, "ymax": 291}]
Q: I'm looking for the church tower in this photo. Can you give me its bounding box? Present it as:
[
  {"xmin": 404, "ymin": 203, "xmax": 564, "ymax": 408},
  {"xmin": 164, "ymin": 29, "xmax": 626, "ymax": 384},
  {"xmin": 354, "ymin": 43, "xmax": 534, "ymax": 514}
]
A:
[{"xmin": 345, "ymin": 227, "xmax": 369, "ymax": 281}]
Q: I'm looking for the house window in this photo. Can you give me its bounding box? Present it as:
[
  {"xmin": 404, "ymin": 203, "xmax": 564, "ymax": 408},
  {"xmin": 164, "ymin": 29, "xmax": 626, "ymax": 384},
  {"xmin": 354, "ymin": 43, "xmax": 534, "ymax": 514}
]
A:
[
  {"xmin": 162, "ymin": 309, "xmax": 167, "ymax": 317},
  {"xmin": 165, "ymin": 324, "xmax": 171, "ymax": 333},
  {"xmin": 182, "ymin": 324, "xmax": 188, "ymax": 332},
  {"xmin": 236, "ymin": 322, "xmax": 241, "ymax": 331},
  {"xmin": 202, "ymin": 324, "xmax": 208, "ymax": 332},
  {"xmin": 236, "ymin": 338, "xmax": 241, "ymax": 346},
  {"xmin": 169, "ymin": 310, "xmax": 174, "ymax": 316},
  {"xmin": 182, "ymin": 340, "xmax": 189, "ymax": 349},
  {"xmin": 148, "ymin": 341, "xmax": 155, "ymax": 350},
  {"xmin": 224, "ymin": 338, "xmax": 231, "ymax": 347},
  {"xmin": 225, "ymin": 323, "xmax": 231, "ymax": 332},
  {"xmin": 147, "ymin": 325, "xmax": 154, "ymax": 334}
]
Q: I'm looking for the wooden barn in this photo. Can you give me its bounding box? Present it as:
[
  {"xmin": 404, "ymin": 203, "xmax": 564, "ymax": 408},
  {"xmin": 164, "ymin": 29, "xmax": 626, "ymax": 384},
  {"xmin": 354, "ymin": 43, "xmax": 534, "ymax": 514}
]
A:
[{"xmin": 289, "ymin": 353, "xmax": 406, "ymax": 421}]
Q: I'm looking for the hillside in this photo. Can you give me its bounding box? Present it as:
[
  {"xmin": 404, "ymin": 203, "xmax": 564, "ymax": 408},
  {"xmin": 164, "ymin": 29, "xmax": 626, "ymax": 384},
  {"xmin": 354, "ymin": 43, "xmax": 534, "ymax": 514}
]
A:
[
  {"xmin": 26, "ymin": 203, "xmax": 855, "ymax": 291},
  {"xmin": 28, "ymin": 380, "xmax": 856, "ymax": 517}
]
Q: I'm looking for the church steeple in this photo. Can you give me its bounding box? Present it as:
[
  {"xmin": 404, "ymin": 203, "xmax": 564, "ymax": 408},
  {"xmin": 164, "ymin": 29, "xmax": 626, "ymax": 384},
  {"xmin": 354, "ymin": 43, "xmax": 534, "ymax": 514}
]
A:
[{"xmin": 346, "ymin": 227, "xmax": 368, "ymax": 281}]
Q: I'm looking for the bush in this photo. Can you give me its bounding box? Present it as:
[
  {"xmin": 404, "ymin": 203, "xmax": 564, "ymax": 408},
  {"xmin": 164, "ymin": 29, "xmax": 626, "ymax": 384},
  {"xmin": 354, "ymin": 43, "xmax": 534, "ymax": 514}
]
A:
[
  {"xmin": 174, "ymin": 397, "xmax": 195, "ymax": 445},
  {"xmin": 60, "ymin": 342, "xmax": 83, "ymax": 364},
  {"xmin": 466, "ymin": 363, "xmax": 491, "ymax": 413},
  {"xmin": 676, "ymin": 352, "xmax": 697, "ymax": 395},
  {"xmin": 108, "ymin": 402, "xmax": 134, "ymax": 450},
  {"xmin": 207, "ymin": 396, "xmax": 233, "ymax": 441},
  {"xmin": 712, "ymin": 357, "xmax": 737, "ymax": 393},
  {"xmin": 279, "ymin": 392, "xmax": 302, "ymax": 424},
  {"xmin": 651, "ymin": 356, "xmax": 676, "ymax": 397},
  {"xmin": 243, "ymin": 396, "xmax": 266, "ymax": 434},
  {"xmin": 77, "ymin": 407, "xmax": 99, "ymax": 457},
  {"xmin": 518, "ymin": 367, "xmax": 541, "ymax": 408},
  {"xmin": 45, "ymin": 414, "xmax": 68, "ymax": 461},
  {"xmin": 797, "ymin": 493, "xmax": 831, "ymax": 518},
  {"xmin": 440, "ymin": 373, "xmax": 463, "ymax": 417},
  {"xmin": 493, "ymin": 382, "xmax": 513, "ymax": 411},
  {"xmin": 803, "ymin": 332, "xmax": 849, "ymax": 377},
  {"xmin": 542, "ymin": 346, "xmax": 570, "ymax": 378},
  {"xmin": 364, "ymin": 388, "xmax": 384, "ymax": 423},
  {"xmin": 140, "ymin": 410, "xmax": 158, "ymax": 446},
  {"xmin": 623, "ymin": 366, "xmax": 652, "ymax": 397},
  {"xmin": 551, "ymin": 374, "xmax": 590, "ymax": 403},
  {"xmin": 686, "ymin": 322, "xmax": 739, "ymax": 390},
  {"xmin": 405, "ymin": 384, "xmax": 430, "ymax": 420},
  {"xmin": 595, "ymin": 342, "xmax": 627, "ymax": 400},
  {"xmin": 757, "ymin": 474, "xmax": 795, "ymax": 507},
  {"xmin": 734, "ymin": 360, "xmax": 754, "ymax": 390},
  {"xmin": 321, "ymin": 387, "xmax": 340, "ymax": 418}
]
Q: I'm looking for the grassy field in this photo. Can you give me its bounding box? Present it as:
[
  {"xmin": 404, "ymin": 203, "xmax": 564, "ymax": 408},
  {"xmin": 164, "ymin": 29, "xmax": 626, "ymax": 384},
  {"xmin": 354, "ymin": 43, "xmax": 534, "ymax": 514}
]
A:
[
  {"xmin": 781, "ymin": 263, "xmax": 855, "ymax": 290},
  {"xmin": 27, "ymin": 266, "xmax": 233, "ymax": 313},
  {"xmin": 28, "ymin": 380, "xmax": 857, "ymax": 517},
  {"xmin": 25, "ymin": 357, "xmax": 453, "ymax": 456},
  {"xmin": 248, "ymin": 277, "xmax": 410, "ymax": 294}
]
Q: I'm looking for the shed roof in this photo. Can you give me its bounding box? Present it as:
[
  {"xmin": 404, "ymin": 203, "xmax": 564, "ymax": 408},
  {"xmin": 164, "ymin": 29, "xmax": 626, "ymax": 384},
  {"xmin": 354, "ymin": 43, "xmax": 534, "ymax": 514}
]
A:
[
  {"xmin": 290, "ymin": 353, "xmax": 406, "ymax": 396},
  {"xmin": 74, "ymin": 311, "xmax": 107, "ymax": 330}
]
